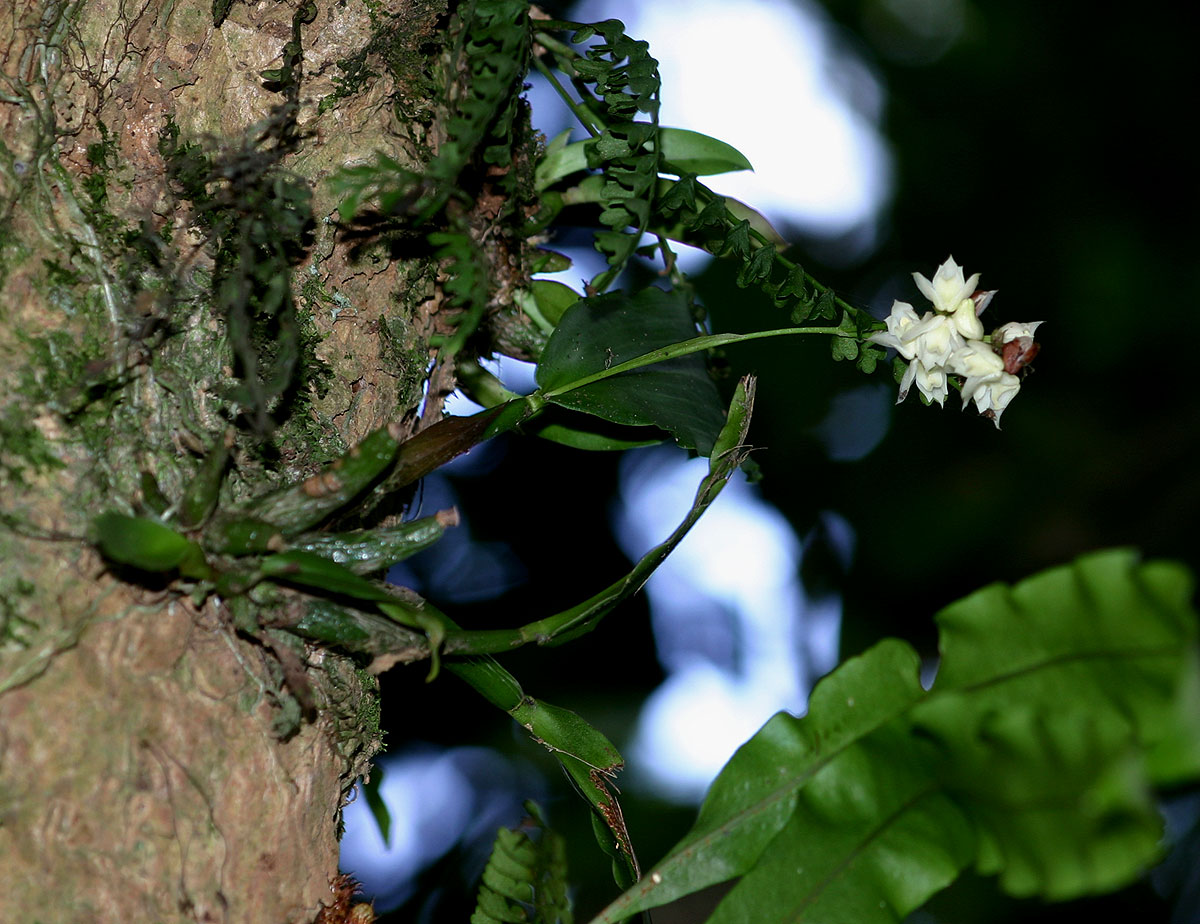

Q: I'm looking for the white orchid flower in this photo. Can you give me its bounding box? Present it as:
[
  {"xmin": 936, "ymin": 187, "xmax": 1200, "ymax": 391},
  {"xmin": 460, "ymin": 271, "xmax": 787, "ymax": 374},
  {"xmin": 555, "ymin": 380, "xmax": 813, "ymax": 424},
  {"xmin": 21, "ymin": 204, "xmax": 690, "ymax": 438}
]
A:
[
  {"xmin": 950, "ymin": 299, "xmax": 985, "ymax": 340},
  {"xmin": 949, "ymin": 341, "xmax": 1021, "ymax": 426},
  {"xmin": 898, "ymin": 358, "xmax": 949, "ymax": 406},
  {"xmin": 913, "ymin": 256, "xmax": 980, "ymax": 315},
  {"xmin": 994, "ymin": 320, "xmax": 1044, "ymax": 343},
  {"xmin": 870, "ymin": 302, "xmax": 964, "ymax": 368},
  {"xmin": 873, "ymin": 259, "xmax": 1039, "ymax": 426},
  {"xmin": 903, "ymin": 312, "xmax": 963, "ymax": 368},
  {"xmin": 868, "ymin": 300, "xmax": 922, "ymax": 360},
  {"xmin": 967, "ymin": 372, "xmax": 1021, "ymax": 427}
]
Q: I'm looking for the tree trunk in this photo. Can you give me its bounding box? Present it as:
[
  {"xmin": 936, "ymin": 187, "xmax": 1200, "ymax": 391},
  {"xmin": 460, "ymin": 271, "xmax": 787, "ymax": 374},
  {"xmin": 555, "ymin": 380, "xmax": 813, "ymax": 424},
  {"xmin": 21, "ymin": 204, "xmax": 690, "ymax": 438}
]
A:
[{"xmin": 0, "ymin": 1, "xmax": 452, "ymax": 919}]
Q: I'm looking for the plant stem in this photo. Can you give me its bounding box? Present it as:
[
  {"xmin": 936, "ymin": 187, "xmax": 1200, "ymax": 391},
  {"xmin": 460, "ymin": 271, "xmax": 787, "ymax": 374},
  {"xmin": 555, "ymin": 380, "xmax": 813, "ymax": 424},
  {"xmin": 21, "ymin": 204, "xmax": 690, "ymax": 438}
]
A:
[{"xmin": 531, "ymin": 39, "xmax": 605, "ymax": 136}]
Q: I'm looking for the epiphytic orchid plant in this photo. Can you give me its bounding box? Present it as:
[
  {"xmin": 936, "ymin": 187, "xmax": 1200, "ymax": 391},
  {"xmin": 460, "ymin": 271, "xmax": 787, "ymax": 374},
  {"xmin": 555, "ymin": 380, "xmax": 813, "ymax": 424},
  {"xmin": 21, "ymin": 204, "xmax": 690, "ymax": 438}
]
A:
[{"xmin": 84, "ymin": 4, "xmax": 1194, "ymax": 924}]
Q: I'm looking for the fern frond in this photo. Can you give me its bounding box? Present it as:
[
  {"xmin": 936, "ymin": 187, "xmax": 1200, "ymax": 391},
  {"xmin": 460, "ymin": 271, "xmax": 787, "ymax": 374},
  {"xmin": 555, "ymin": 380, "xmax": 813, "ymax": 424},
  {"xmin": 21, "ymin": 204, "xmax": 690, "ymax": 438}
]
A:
[{"xmin": 471, "ymin": 803, "xmax": 573, "ymax": 924}]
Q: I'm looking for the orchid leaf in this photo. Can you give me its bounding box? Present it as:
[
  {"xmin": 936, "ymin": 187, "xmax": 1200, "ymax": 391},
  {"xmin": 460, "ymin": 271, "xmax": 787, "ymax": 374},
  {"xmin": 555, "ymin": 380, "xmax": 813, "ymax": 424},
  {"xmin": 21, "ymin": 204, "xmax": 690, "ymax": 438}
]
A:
[
  {"xmin": 94, "ymin": 512, "xmax": 210, "ymax": 579},
  {"xmin": 528, "ymin": 419, "xmax": 663, "ymax": 452},
  {"xmin": 530, "ymin": 279, "xmax": 581, "ymax": 327},
  {"xmin": 536, "ymin": 127, "xmax": 752, "ymax": 191},
  {"xmin": 655, "ymin": 127, "xmax": 753, "ymax": 176},
  {"xmin": 535, "ymin": 287, "xmax": 726, "ymax": 455}
]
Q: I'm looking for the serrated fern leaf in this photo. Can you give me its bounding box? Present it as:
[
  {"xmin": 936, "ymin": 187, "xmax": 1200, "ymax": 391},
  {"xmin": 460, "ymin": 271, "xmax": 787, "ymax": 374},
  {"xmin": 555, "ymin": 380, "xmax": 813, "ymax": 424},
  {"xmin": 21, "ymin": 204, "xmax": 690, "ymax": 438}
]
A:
[
  {"xmin": 472, "ymin": 804, "xmax": 573, "ymax": 924},
  {"xmin": 332, "ymin": 2, "xmax": 529, "ymax": 226},
  {"xmin": 427, "ymin": 230, "xmax": 490, "ymax": 358},
  {"xmin": 548, "ymin": 20, "xmax": 660, "ymax": 292},
  {"xmin": 421, "ymin": 0, "xmax": 531, "ymax": 223}
]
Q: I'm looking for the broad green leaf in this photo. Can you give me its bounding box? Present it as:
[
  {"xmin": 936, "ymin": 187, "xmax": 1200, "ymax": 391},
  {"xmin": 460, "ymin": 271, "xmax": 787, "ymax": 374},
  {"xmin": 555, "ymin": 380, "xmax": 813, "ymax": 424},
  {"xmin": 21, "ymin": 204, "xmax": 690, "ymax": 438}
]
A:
[
  {"xmin": 535, "ymin": 287, "xmax": 726, "ymax": 455},
  {"xmin": 536, "ymin": 128, "xmax": 752, "ymax": 191},
  {"xmin": 531, "ymin": 279, "xmax": 581, "ymax": 327},
  {"xmin": 706, "ymin": 722, "xmax": 973, "ymax": 924},
  {"xmin": 911, "ymin": 549, "xmax": 1200, "ymax": 900},
  {"xmin": 592, "ymin": 639, "xmax": 927, "ymax": 922},
  {"xmin": 94, "ymin": 512, "xmax": 210, "ymax": 579},
  {"xmin": 655, "ymin": 127, "xmax": 754, "ymax": 176},
  {"xmin": 591, "ymin": 550, "xmax": 1200, "ymax": 924}
]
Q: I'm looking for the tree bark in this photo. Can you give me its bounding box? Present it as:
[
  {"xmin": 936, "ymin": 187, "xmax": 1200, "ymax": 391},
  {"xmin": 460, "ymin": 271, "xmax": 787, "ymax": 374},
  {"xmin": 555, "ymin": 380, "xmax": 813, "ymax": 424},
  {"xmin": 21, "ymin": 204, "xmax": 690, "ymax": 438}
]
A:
[{"xmin": 0, "ymin": 1, "xmax": 449, "ymax": 919}]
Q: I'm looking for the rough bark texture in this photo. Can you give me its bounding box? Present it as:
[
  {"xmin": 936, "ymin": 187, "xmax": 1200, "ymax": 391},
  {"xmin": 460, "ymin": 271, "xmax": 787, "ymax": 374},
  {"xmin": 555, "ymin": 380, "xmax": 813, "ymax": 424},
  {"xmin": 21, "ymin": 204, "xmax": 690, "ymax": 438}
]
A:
[{"xmin": 0, "ymin": 0, "xmax": 452, "ymax": 919}]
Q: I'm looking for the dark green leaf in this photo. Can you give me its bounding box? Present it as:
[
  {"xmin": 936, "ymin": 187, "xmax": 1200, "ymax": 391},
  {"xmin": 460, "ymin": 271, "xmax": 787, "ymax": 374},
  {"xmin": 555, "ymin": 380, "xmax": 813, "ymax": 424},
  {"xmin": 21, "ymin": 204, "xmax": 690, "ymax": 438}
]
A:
[
  {"xmin": 789, "ymin": 301, "xmax": 814, "ymax": 324},
  {"xmin": 593, "ymin": 550, "xmax": 1200, "ymax": 924},
  {"xmin": 814, "ymin": 287, "xmax": 838, "ymax": 320},
  {"xmin": 721, "ymin": 219, "xmax": 752, "ymax": 260},
  {"xmin": 594, "ymin": 640, "xmax": 927, "ymax": 922},
  {"xmin": 592, "ymin": 132, "xmax": 632, "ymax": 161},
  {"xmin": 706, "ymin": 721, "xmax": 973, "ymax": 924},
  {"xmin": 830, "ymin": 334, "xmax": 859, "ymax": 361},
  {"xmin": 535, "ymin": 287, "xmax": 726, "ymax": 454},
  {"xmin": 659, "ymin": 174, "xmax": 697, "ymax": 212},
  {"xmin": 857, "ymin": 343, "xmax": 885, "ymax": 374},
  {"xmin": 912, "ymin": 550, "xmax": 1200, "ymax": 899},
  {"xmin": 694, "ymin": 194, "xmax": 727, "ymax": 228},
  {"xmin": 260, "ymin": 550, "xmax": 398, "ymax": 603},
  {"xmin": 362, "ymin": 766, "xmax": 391, "ymax": 846},
  {"xmin": 657, "ymin": 128, "xmax": 753, "ymax": 176},
  {"xmin": 530, "ymin": 279, "xmax": 580, "ymax": 327},
  {"xmin": 94, "ymin": 512, "xmax": 210, "ymax": 579}
]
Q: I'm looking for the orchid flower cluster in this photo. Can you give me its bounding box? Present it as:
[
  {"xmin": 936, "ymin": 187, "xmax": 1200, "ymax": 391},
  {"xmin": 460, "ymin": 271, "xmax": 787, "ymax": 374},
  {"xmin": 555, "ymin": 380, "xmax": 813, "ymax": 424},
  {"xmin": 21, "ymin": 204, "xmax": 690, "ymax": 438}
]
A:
[{"xmin": 869, "ymin": 257, "xmax": 1041, "ymax": 428}]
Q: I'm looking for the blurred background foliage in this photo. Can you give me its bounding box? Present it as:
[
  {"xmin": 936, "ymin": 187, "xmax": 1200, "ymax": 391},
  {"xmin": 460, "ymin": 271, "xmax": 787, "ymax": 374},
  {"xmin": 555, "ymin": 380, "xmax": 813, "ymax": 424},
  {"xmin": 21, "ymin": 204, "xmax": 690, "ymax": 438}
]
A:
[{"xmin": 359, "ymin": 1, "xmax": 1200, "ymax": 921}]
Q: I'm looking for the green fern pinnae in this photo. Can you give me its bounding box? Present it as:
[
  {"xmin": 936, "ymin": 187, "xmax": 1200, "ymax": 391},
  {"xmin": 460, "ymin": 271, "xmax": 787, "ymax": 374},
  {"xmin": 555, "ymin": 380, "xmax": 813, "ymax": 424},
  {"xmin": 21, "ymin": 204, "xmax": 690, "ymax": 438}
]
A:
[
  {"xmin": 331, "ymin": 2, "xmax": 533, "ymax": 359},
  {"xmin": 421, "ymin": 0, "xmax": 531, "ymax": 223},
  {"xmin": 428, "ymin": 229, "xmax": 491, "ymax": 359},
  {"xmin": 655, "ymin": 176, "xmax": 885, "ymax": 369},
  {"xmin": 549, "ymin": 20, "xmax": 661, "ymax": 293},
  {"xmin": 471, "ymin": 803, "xmax": 573, "ymax": 924}
]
